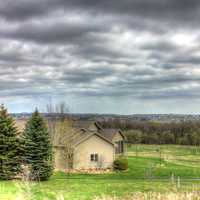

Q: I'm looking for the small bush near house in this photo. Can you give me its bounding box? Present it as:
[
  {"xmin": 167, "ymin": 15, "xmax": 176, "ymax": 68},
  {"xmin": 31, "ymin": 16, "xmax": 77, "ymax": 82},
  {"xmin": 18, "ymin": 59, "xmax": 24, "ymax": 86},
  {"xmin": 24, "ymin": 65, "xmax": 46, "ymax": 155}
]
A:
[{"xmin": 113, "ymin": 156, "xmax": 128, "ymax": 170}]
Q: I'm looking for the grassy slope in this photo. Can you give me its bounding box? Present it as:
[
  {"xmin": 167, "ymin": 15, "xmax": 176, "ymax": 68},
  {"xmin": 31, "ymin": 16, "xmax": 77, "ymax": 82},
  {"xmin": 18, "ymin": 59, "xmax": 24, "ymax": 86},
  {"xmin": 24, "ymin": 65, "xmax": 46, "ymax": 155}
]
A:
[{"xmin": 2, "ymin": 145, "xmax": 200, "ymax": 200}]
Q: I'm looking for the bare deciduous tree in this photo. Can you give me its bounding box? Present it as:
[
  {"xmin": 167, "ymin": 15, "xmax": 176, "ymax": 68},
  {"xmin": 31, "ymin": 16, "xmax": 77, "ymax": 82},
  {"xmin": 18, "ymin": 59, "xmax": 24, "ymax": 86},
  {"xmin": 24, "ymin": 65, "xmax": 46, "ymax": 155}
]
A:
[{"xmin": 46, "ymin": 102, "xmax": 74, "ymax": 170}]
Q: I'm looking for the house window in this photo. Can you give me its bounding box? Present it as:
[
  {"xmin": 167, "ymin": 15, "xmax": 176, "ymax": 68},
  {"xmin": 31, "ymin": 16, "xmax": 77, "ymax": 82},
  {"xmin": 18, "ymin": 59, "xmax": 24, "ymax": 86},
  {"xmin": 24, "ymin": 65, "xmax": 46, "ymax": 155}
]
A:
[
  {"xmin": 90, "ymin": 154, "xmax": 98, "ymax": 162},
  {"xmin": 120, "ymin": 141, "xmax": 124, "ymax": 153},
  {"xmin": 115, "ymin": 141, "xmax": 124, "ymax": 154}
]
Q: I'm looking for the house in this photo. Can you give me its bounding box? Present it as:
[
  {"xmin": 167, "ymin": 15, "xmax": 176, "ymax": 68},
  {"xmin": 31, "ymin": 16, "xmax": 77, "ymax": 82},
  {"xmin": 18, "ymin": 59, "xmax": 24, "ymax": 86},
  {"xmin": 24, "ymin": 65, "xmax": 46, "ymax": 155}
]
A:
[
  {"xmin": 54, "ymin": 120, "xmax": 125, "ymax": 170},
  {"xmin": 16, "ymin": 119, "xmax": 125, "ymax": 170}
]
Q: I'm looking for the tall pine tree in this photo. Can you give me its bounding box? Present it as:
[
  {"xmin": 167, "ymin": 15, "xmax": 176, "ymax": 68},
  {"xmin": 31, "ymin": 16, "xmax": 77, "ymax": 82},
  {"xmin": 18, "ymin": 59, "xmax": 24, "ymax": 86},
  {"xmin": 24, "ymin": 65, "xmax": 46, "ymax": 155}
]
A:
[
  {"xmin": 23, "ymin": 109, "xmax": 53, "ymax": 181},
  {"xmin": 0, "ymin": 105, "xmax": 21, "ymax": 180}
]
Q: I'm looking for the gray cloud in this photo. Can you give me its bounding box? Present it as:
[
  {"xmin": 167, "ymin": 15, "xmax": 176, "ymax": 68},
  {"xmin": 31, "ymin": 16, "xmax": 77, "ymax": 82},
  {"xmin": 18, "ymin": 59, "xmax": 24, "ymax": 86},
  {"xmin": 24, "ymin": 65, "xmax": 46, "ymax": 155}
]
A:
[{"xmin": 0, "ymin": 0, "xmax": 200, "ymax": 113}]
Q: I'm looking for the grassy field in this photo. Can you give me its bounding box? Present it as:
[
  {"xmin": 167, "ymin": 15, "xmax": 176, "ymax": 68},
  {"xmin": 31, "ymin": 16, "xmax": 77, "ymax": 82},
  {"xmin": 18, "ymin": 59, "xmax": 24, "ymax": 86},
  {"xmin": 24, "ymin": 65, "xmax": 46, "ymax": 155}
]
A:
[
  {"xmin": 127, "ymin": 144, "xmax": 200, "ymax": 168},
  {"xmin": 2, "ymin": 145, "xmax": 200, "ymax": 200}
]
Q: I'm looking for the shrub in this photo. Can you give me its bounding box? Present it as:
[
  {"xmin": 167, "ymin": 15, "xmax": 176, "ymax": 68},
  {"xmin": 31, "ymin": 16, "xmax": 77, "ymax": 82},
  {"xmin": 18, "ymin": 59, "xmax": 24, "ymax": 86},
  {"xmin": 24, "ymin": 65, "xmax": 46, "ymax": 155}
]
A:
[{"xmin": 113, "ymin": 156, "xmax": 128, "ymax": 170}]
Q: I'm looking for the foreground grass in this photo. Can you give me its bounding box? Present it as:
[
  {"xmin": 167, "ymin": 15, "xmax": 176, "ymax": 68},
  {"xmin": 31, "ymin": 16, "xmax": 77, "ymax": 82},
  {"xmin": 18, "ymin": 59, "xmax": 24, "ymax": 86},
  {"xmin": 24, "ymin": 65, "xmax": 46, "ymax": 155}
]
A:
[
  {"xmin": 94, "ymin": 191, "xmax": 200, "ymax": 200},
  {"xmin": 1, "ymin": 145, "xmax": 200, "ymax": 200},
  {"xmin": 1, "ymin": 178, "xmax": 200, "ymax": 200}
]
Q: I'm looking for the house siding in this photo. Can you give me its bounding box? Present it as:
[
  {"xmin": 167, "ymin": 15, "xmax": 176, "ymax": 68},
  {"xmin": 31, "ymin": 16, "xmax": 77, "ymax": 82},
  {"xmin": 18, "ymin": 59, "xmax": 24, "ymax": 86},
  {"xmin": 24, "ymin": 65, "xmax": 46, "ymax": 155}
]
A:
[{"xmin": 73, "ymin": 135, "xmax": 114, "ymax": 169}]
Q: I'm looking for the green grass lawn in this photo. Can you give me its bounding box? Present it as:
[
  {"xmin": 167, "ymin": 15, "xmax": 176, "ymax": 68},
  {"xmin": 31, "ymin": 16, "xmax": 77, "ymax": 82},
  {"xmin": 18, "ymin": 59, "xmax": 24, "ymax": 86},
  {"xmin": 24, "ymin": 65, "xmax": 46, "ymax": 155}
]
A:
[
  {"xmin": 127, "ymin": 144, "xmax": 200, "ymax": 167},
  {"xmin": 2, "ymin": 145, "xmax": 200, "ymax": 200}
]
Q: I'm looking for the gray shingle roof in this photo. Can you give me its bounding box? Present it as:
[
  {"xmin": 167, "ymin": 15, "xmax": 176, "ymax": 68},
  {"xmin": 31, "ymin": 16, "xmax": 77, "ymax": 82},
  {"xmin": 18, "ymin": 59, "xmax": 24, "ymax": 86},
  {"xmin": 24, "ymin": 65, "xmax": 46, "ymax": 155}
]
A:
[
  {"xmin": 15, "ymin": 119, "xmax": 122, "ymax": 147},
  {"xmin": 99, "ymin": 128, "xmax": 121, "ymax": 140}
]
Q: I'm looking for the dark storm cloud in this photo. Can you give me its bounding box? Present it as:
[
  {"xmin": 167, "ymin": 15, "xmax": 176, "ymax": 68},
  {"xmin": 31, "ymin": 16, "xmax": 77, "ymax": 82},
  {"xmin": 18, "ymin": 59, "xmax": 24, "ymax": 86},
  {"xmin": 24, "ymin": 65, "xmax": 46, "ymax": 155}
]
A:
[
  {"xmin": 1, "ymin": 0, "xmax": 200, "ymax": 28},
  {"xmin": 0, "ymin": 21, "xmax": 107, "ymax": 44},
  {"xmin": 0, "ymin": 0, "xmax": 46, "ymax": 20},
  {"xmin": 0, "ymin": 1, "xmax": 196, "ymax": 18},
  {"xmin": 1, "ymin": 0, "xmax": 200, "ymax": 113}
]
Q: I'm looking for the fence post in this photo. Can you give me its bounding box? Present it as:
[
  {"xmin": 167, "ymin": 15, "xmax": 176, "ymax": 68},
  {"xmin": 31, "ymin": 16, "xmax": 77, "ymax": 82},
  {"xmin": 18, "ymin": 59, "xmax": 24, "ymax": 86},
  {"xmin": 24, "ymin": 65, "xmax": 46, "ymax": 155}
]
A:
[
  {"xmin": 171, "ymin": 173, "xmax": 174, "ymax": 184},
  {"xmin": 177, "ymin": 176, "xmax": 181, "ymax": 189}
]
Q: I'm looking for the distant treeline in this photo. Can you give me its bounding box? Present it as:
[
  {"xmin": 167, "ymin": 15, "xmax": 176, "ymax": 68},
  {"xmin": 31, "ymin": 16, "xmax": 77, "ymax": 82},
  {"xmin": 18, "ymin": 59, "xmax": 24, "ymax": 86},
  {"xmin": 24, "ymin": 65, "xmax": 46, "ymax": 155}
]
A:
[{"xmin": 100, "ymin": 119, "xmax": 200, "ymax": 145}]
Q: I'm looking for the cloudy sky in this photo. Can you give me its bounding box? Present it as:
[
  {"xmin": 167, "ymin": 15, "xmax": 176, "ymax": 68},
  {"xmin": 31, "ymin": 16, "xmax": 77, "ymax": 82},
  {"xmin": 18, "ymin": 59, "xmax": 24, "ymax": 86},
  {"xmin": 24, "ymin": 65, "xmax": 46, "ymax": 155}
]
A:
[{"xmin": 1, "ymin": 0, "xmax": 200, "ymax": 114}]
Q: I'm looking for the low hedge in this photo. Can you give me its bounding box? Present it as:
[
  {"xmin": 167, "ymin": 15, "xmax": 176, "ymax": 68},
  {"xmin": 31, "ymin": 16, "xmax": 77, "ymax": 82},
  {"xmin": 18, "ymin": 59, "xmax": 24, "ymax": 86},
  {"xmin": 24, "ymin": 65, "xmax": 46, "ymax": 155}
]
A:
[{"xmin": 113, "ymin": 156, "xmax": 128, "ymax": 170}]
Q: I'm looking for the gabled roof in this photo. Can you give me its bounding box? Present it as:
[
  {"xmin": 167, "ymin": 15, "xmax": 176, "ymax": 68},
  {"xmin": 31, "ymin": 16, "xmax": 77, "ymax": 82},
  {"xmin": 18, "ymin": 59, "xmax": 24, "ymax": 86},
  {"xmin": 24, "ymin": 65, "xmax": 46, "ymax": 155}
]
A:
[
  {"xmin": 15, "ymin": 118, "xmax": 124, "ymax": 147},
  {"xmin": 100, "ymin": 128, "xmax": 125, "ymax": 141},
  {"xmin": 72, "ymin": 120, "xmax": 103, "ymax": 131},
  {"xmin": 73, "ymin": 131, "xmax": 114, "ymax": 147},
  {"xmin": 54, "ymin": 129, "xmax": 114, "ymax": 148},
  {"xmin": 72, "ymin": 120, "xmax": 125, "ymax": 144}
]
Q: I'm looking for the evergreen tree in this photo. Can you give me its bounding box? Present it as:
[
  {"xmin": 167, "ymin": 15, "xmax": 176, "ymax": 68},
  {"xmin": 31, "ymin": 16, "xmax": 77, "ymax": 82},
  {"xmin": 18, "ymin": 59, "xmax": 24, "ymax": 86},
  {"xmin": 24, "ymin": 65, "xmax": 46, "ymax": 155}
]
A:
[
  {"xmin": 23, "ymin": 109, "xmax": 53, "ymax": 181},
  {"xmin": 0, "ymin": 105, "xmax": 21, "ymax": 180}
]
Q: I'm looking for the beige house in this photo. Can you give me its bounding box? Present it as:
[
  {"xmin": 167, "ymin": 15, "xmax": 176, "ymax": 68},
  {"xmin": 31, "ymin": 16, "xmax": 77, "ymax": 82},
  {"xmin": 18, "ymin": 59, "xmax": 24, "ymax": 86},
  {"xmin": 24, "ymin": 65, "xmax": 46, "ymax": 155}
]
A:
[
  {"xmin": 16, "ymin": 119, "xmax": 125, "ymax": 170},
  {"xmin": 54, "ymin": 120, "xmax": 125, "ymax": 170}
]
